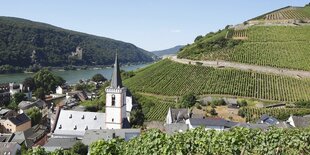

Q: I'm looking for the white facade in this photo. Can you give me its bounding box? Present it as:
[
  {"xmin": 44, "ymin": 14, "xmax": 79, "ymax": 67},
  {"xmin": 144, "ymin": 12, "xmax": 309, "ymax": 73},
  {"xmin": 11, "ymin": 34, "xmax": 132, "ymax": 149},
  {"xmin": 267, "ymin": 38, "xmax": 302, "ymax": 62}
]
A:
[
  {"xmin": 56, "ymin": 86, "xmax": 63, "ymax": 94},
  {"xmin": 166, "ymin": 108, "xmax": 173, "ymax": 124},
  {"xmin": 105, "ymin": 87, "xmax": 127, "ymax": 129}
]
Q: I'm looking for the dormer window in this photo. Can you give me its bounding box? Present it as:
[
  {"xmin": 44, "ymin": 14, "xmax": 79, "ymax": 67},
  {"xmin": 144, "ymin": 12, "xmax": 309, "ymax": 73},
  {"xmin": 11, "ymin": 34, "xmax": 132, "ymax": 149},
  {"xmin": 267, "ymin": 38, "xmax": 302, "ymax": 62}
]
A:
[
  {"xmin": 59, "ymin": 124, "xmax": 62, "ymax": 129},
  {"xmin": 81, "ymin": 115, "xmax": 85, "ymax": 119},
  {"xmin": 94, "ymin": 116, "xmax": 97, "ymax": 120},
  {"xmin": 112, "ymin": 118, "xmax": 114, "ymax": 122},
  {"xmin": 74, "ymin": 125, "xmax": 77, "ymax": 130},
  {"xmin": 85, "ymin": 126, "xmax": 88, "ymax": 130},
  {"xmin": 112, "ymin": 95, "xmax": 115, "ymax": 106},
  {"xmin": 69, "ymin": 114, "xmax": 72, "ymax": 118}
]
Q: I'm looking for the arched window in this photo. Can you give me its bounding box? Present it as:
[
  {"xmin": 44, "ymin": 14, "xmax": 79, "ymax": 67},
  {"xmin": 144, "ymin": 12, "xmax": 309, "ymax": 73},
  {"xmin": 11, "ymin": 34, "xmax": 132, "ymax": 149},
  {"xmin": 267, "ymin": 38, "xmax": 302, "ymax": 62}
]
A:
[{"xmin": 112, "ymin": 95, "xmax": 115, "ymax": 106}]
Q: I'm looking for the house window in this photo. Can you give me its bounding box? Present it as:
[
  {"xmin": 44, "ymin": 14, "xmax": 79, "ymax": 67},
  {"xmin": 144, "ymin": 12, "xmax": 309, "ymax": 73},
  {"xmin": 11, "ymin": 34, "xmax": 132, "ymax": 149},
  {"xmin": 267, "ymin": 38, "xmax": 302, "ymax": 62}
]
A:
[
  {"xmin": 112, "ymin": 133, "xmax": 116, "ymax": 138},
  {"xmin": 112, "ymin": 95, "xmax": 115, "ymax": 106}
]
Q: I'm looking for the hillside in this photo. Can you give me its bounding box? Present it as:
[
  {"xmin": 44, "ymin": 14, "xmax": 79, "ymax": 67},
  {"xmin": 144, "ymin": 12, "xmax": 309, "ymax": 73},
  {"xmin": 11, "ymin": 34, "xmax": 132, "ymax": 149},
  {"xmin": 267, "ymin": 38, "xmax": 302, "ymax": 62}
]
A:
[
  {"xmin": 152, "ymin": 45, "xmax": 184, "ymax": 57},
  {"xmin": 124, "ymin": 59, "xmax": 310, "ymax": 102},
  {"xmin": 0, "ymin": 16, "xmax": 156, "ymax": 68},
  {"xmin": 178, "ymin": 6, "xmax": 310, "ymax": 71}
]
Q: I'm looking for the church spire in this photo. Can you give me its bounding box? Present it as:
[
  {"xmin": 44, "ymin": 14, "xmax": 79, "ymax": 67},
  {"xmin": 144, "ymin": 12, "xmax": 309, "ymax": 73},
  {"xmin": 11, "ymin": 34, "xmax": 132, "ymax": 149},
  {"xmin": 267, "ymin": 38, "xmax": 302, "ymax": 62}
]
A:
[{"xmin": 111, "ymin": 53, "xmax": 122, "ymax": 88}]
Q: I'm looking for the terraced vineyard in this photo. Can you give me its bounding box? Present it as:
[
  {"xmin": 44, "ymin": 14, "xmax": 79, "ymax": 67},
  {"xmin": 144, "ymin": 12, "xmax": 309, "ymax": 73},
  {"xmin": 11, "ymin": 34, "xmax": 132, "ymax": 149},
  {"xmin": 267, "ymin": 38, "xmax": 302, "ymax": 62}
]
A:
[
  {"xmin": 251, "ymin": 6, "xmax": 310, "ymax": 21},
  {"xmin": 181, "ymin": 26, "xmax": 310, "ymax": 71},
  {"xmin": 124, "ymin": 59, "xmax": 310, "ymax": 102},
  {"xmin": 239, "ymin": 107, "xmax": 310, "ymax": 122}
]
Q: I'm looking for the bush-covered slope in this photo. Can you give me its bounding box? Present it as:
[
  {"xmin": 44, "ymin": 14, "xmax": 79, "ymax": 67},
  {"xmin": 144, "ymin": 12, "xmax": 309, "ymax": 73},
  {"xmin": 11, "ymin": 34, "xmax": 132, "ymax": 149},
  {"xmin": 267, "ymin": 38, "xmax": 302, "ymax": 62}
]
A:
[
  {"xmin": 178, "ymin": 25, "xmax": 310, "ymax": 71},
  {"xmin": 0, "ymin": 16, "xmax": 156, "ymax": 67},
  {"xmin": 124, "ymin": 59, "xmax": 310, "ymax": 102}
]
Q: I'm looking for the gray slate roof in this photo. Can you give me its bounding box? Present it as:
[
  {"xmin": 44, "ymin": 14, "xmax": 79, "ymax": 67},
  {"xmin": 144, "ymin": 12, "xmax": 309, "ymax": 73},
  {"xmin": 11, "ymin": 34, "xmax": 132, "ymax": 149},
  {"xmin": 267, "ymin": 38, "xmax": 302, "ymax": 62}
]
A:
[
  {"xmin": 188, "ymin": 118, "xmax": 237, "ymax": 128},
  {"xmin": 43, "ymin": 137, "xmax": 79, "ymax": 152},
  {"xmin": 164, "ymin": 123, "xmax": 189, "ymax": 135},
  {"xmin": 259, "ymin": 114, "xmax": 279, "ymax": 125},
  {"xmin": 0, "ymin": 142, "xmax": 20, "ymax": 155},
  {"xmin": 82, "ymin": 129, "xmax": 140, "ymax": 145},
  {"xmin": 291, "ymin": 116, "xmax": 310, "ymax": 128},
  {"xmin": 8, "ymin": 113, "xmax": 30, "ymax": 126},
  {"xmin": 110, "ymin": 53, "xmax": 123, "ymax": 88},
  {"xmin": 170, "ymin": 108, "xmax": 189, "ymax": 123},
  {"xmin": 18, "ymin": 99, "xmax": 47, "ymax": 110}
]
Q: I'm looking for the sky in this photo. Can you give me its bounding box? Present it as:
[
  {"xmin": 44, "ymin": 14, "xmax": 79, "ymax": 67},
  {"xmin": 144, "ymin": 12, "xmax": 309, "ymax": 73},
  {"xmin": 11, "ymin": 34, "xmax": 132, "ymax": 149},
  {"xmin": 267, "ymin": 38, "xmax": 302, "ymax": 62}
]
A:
[{"xmin": 0, "ymin": 0, "xmax": 309, "ymax": 51}]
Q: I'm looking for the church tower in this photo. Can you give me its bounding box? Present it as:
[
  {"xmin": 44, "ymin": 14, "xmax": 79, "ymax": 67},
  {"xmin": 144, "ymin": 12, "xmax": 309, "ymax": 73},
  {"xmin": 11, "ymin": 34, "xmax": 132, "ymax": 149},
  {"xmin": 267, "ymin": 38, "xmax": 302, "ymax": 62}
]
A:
[{"xmin": 105, "ymin": 53, "xmax": 127, "ymax": 129}]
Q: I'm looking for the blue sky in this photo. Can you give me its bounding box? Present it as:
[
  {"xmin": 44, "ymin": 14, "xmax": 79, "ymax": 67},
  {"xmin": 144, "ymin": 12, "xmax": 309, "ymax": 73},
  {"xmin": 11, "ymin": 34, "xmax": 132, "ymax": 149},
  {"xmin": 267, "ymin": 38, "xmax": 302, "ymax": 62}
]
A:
[{"xmin": 0, "ymin": 0, "xmax": 309, "ymax": 51}]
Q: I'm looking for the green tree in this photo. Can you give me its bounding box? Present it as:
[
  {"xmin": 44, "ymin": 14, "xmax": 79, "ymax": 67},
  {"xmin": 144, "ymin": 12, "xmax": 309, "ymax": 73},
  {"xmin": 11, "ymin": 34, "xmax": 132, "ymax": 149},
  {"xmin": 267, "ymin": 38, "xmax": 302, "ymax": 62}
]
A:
[
  {"xmin": 35, "ymin": 88, "xmax": 45, "ymax": 100},
  {"xmin": 130, "ymin": 108, "xmax": 144, "ymax": 127},
  {"xmin": 13, "ymin": 92, "xmax": 26, "ymax": 104},
  {"xmin": 26, "ymin": 107, "xmax": 42, "ymax": 126},
  {"xmin": 33, "ymin": 69, "xmax": 65, "ymax": 94},
  {"xmin": 23, "ymin": 77, "xmax": 35, "ymax": 91},
  {"xmin": 180, "ymin": 93, "xmax": 197, "ymax": 108},
  {"xmin": 71, "ymin": 141, "xmax": 88, "ymax": 155},
  {"xmin": 91, "ymin": 73, "xmax": 107, "ymax": 82}
]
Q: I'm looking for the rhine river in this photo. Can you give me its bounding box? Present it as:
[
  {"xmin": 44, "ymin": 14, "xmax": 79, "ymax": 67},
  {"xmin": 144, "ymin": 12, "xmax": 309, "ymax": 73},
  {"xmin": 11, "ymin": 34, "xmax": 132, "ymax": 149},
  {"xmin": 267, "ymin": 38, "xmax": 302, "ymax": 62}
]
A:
[{"xmin": 0, "ymin": 63, "xmax": 150, "ymax": 84}]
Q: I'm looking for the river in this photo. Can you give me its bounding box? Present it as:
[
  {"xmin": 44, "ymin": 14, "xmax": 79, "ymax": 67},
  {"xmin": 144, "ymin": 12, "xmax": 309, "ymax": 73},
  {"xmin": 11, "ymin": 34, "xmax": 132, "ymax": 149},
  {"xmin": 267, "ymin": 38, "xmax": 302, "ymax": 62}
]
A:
[{"xmin": 0, "ymin": 63, "xmax": 151, "ymax": 84}]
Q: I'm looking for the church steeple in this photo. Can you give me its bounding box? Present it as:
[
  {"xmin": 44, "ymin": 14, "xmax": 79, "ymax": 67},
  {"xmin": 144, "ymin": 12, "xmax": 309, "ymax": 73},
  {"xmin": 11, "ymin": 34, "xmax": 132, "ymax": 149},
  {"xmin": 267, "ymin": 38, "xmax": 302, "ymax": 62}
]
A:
[{"xmin": 111, "ymin": 53, "xmax": 123, "ymax": 88}]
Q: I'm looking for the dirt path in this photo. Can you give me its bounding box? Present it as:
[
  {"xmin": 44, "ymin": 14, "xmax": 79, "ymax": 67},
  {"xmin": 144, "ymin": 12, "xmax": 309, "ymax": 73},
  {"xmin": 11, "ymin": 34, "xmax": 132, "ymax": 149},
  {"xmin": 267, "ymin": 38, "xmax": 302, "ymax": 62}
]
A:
[{"xmin": 169, "ymin": 56, "xmax": 310, "ymax": 79}]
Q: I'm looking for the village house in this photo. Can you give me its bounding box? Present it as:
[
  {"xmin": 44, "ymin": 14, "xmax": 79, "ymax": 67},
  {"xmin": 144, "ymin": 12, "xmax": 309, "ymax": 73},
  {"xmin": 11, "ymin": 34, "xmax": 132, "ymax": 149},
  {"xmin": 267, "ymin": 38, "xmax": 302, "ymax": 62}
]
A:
[
  {"xmin": 18, "ymin": 99, "xmax": 48, "ymax": 114},
  {"xmin": 0, "ymin": 113, "xmax": 31, "ymax": 133},
  {"xmin": 10, "ymin": 125, "xmax": 48, "ymax": 149}
]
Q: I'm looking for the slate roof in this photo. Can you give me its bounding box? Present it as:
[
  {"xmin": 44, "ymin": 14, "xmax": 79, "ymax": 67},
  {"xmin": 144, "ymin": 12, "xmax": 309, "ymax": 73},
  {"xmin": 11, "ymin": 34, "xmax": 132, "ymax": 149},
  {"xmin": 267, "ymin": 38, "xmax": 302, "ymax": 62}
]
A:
[
  {"xmin": 233, "ymin": 123, "xmax": 271, "ymax": 130},
  {"xmin": 164, "ymin": 123, "xmax": 189, "ymax": 135},
  {"xmin": 0, "ymin": 109, "xmax": 11, "ymax": 115},
  {"xmin": 8, "ymin": 113, "xmax": 30, "ymax": 126},
  {"xmin": 110, "ymin": 53, "xmax": 123, "ymax": 88},
  {"xmin": 43, "ymin": 137, "xmax": 79, "ymax": 152},
  {"xmin": 291, "ymin": 116, "xmax": 310, "ymax": 128},
  {"xmin": 53, "ymin": 110, "xmax": 105, "ymax": 138},
  {"xmin": 0, "ymin": 142, "xmax": 20, "ymax": 154},
  {"xmin": 188, "ymin": 118, "xmax": 237, "ymax": 128},
  {"xmin": 259, "ymin": 114, "xmax": 279, "ymax": 125},
  {"xmin": 170, "ymin": 108, "xmax": 189, "ymax": 123},
  {"xmin": 82, "ymin": 129, "xmax": 140, "ymax": 145},
  {"xmin": 18, "ymin": 99, "xmax": 47, "ymax": 110},
  {"xmin": 0, "ymin": 134, "xmax": 13, "ymax": 142}
]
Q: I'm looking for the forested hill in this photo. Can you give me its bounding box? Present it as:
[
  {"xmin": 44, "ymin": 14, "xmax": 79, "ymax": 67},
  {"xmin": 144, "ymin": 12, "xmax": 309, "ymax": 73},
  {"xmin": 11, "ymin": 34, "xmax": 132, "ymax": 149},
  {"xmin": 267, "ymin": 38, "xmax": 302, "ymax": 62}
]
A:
[
  {"xmin": 152, "ymin": 45, "xmax": 184, "ymax": 57},
  {"xmin": 0, "ymin": 16, "xmax": 157, "ymax": 68}
]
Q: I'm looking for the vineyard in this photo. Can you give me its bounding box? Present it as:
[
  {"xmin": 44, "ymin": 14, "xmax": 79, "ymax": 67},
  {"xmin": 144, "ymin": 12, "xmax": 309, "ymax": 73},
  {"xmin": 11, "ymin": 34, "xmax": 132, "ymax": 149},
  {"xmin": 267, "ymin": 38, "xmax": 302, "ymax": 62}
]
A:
[
  {"xmin": 87, "ymin": 127, "xmax": 310, "ymax": 155},
  {"xmin": 135, "ymin": 94, "xmax": 176, "ymax": 121},
  {"xmin": 239, "ymin": 107, "xmax": 310, "ymax": 122},
  {"xmin": 180, "ymin": 25, "xmax": 310, "ymax": 71},
  {"xmin": 124, "ymin": 59, "xmax": 310, "ymax": 102},
  {"xmin": 251, "ymin": 6, "xmax": 310, "ymax": 21}
]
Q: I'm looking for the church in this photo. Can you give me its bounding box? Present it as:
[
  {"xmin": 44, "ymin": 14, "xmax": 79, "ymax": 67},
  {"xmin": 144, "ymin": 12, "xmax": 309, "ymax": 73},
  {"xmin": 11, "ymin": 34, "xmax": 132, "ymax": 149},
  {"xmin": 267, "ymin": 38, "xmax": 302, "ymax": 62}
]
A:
[{"xmin": 52, "ymin": 54, "xmax": 134, "ymax": 138}]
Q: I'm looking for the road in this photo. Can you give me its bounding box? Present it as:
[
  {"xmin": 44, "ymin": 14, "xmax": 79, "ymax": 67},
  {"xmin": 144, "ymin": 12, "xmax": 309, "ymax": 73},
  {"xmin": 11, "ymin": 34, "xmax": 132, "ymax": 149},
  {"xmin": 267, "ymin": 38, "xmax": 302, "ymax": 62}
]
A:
[{"xmin": 169, "ymin": 56, "xmax": 310, "ymax": 79}]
